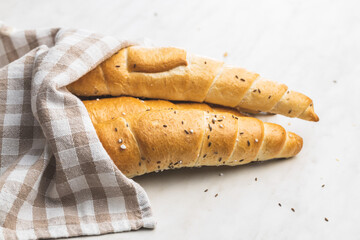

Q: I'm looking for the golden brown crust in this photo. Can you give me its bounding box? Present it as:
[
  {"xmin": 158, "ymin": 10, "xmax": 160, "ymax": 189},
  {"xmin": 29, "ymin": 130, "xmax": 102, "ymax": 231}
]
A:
[
  {"xmin": 276, "ymin": 131, "xmax": 303, "ymax": 158},
  {"xmin": 82, "ymin": 96, "xmax": 244, "ymax": 124},
  {"xmin": 94, "ymin": 117, "xmax": 146, "ymax": 176},
  {"xmin": 257, "ymin": 123, "xmax": 286, "ymax": 160},
  {"xmin": 205, "ymin": 66, "xmax": 259, "ymax": 107},
  {"xmin": 127, "ymin": 110, "xmax": 205, "ymax": 172},
  {"xmin": 229, "ymin": 117, "xmax": 264, "ymax": 165},
  {"xmin": 176, "ymin": 102, "xmax": 214, "ymax": 112},
  {"xmin": 67, "ymin": 66, "xmax": 108, "ymax": 96},
  {"xmin": 84, "ymin": 97, "xmax": 147, "ymax": 124},
  {"xmin": 196, "ymin": 112, "xmax": 239, "ymax": 167},
  {"xmin": 211, "ymin": 106, "xmax": 245, "ymax": 117},
  {"xmin": 127, "ymin": 46, "xmax": 187, "ymax": 73},
  {"xmin": 270, "ymin": 90, "xmax": 318, "ymax": 121},
  {"xmin": 68, "ymin": 46, "xmax": 318, "ymax": 121},
  {"xmin": 86, "ymin": 97, "xmax": 303, "ymax": 178},
  {"xmin": 237, "ymin": 78, "xmax": 288, "ymax": 112}
]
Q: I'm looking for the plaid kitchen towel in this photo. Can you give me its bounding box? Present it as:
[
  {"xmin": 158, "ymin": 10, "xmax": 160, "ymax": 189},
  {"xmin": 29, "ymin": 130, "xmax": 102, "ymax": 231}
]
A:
[{"xmin": 0, "ymin": 23, "xmax": 155, "ymax": 239}]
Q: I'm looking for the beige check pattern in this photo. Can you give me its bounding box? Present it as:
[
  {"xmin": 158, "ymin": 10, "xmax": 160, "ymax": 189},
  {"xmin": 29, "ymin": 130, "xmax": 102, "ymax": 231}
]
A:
[{"xmin": 0, "ymin": 23, "xmax": 155, "ymax": 239}]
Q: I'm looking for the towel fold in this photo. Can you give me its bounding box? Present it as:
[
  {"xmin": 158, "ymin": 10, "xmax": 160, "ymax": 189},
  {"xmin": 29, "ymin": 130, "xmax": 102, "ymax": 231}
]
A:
[{"xmin": 0, "ymin": 23, "xmax": 155, "ymax": 240}]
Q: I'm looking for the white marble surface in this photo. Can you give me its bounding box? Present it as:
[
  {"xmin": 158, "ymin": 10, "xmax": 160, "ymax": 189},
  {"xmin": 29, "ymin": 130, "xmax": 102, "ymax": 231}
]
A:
[{"xmin": 1, "ymin": 0, "xmax": 360, "ymax": 239}]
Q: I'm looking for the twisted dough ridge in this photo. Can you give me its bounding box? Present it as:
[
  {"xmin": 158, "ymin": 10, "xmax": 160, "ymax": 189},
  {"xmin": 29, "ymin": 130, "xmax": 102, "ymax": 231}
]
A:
[
  {"xmin": 85, "ymin": 97, "xmax": 303, "ymax": 178},
  {"xmin": 68, "ymin": 46, "xmax": 318, "ymax": 121}
]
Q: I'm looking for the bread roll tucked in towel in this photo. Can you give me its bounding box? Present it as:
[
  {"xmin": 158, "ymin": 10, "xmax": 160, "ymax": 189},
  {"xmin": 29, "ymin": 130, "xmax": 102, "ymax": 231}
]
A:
[
  {"xmin": 83, "ymin": 97, "xmax": 303, "ymax": 178},
  {"xmin": 69, "ymin": 46, "xmax": 319, "ymax": 122}
]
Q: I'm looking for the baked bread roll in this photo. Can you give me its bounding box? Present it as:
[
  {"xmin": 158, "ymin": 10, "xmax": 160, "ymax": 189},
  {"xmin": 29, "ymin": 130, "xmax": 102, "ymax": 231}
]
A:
[
  {"xmin": 68, "ymin": 46, "xmax": 319, "ymax": 122},
  {"xmin": 84, "ymin": 97, "xmax": 303, "ymax": 178},
  {"xmin": 83, "ymin": 96, "xmax": 244, "ymax": 124}
]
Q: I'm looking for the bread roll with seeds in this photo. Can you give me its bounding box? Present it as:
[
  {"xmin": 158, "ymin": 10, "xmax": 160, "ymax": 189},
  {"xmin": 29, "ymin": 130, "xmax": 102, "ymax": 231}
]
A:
[
  {"xmin": 83, "ymin": 96, "xmax": 244, "ymax": 124},
  {"xmin": 68, "ymin": 46, "xmax": 319, "ymax": 121},
  {"xmin": 85, "ymin": 97, "xmax": 303, "ymax": 178}
]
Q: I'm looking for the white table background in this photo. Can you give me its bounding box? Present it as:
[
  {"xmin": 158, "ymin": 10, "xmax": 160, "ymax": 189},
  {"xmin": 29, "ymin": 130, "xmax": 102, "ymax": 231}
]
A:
[{"xmin": 1, "ymin": 0, "xmax": 359, "ymax": 239}]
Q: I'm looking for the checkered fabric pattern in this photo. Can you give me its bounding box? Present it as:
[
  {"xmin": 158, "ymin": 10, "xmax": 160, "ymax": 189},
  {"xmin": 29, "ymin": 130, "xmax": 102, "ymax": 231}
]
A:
[{"xmin": 0, "ymin": 23, "xmax": 155, "ymax": 239}]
